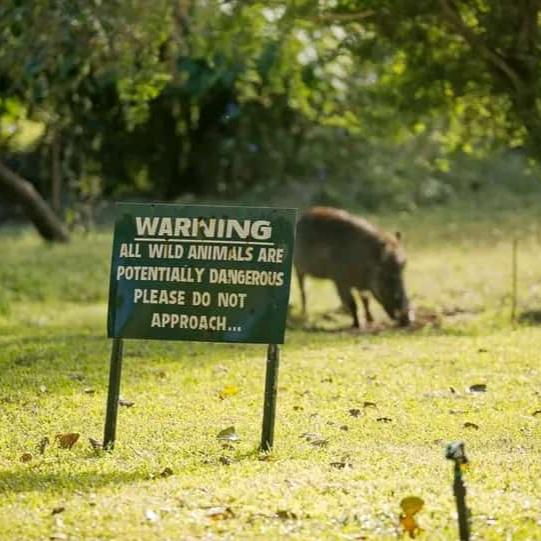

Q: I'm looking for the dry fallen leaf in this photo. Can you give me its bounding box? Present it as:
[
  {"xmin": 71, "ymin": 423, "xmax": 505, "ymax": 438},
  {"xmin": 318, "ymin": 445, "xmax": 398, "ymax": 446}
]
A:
[
  {"xmin": 205, "ymin": 506, "xmax": 235, "ymax": 520},
  {"xmin": 300, "ymin": 432, "xmax": 329, "ymax": 447},
  {"xmin": 118, "ymin": 398, "xmax": 135, "ymax": 408},
  {"xmin": 469, "ymin": 383, "xmax": 487, "ymax": 393},
  {"xmin": 399, "ymin": 496, "xmax": 425, "ymax": 539},
  {"xmin": 532, "ymin": 410, "xmax": 541, "ymax": 417},
  {"xmin": 330, "ymin": 461, "xmax": 352, "ymax": 469},
  {"xmin": 276, "ymin": 509, "xmax": 298, "ymax": 520},
  {"xmin": 216, "ymin": 426, "xmax": 240, "ymax": 442},
  {"xmin": 376, "ymin": 417, "xmax": 393, "ymax": 423},
  {"xmin": 363, "ymin": 401, "xmax": 377, "ymax": 408},
  {"xmin": 400, "ymin": 496, "xmax": 424, "ymax": 516},
  {"xmin": 160, "ymin": 467, "xmax": 173, "ymax": 478},
  {"xmin": 20, "ymin": 452, "xmax": 33, "ymax": 463},
  {"xmin": 400, "ymin": 513, "xmax": 420, "ymax": 539},
  {"xmin": 55, "ymin": 433, "xmax": 80, "ymax": 450},
  {"xmin": 310, "ymin": 438, "xmax": 329, "ymax": 447},
  {"xmin": 88, "ymin": 438, "xmax": 103, "ymax": 451},
  {"xmin": 83, "ymin": 388, "xmax": 95, "ymax": 395},
  {"xmin": 218, "ymin": 385, "xmax": 239, "ymax": 400},
  {"xmin": 348, "ymin": 408, "xmax": 362, "ymax": 418},
  {"xmin": 51, "ymin": 506, "xmax": 65, "ymax": 515},
  {"xmin": 464, "ymin": 422, "xmax": 479, "ymax": 430}
]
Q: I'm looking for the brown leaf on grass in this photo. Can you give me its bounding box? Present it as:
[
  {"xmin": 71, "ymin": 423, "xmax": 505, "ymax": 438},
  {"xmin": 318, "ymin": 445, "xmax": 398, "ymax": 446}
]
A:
[
  {"xmin": 38, "ymin": 437, "xmax": 50, "ymax": 455},
  {"xmin": 363, "ymin": 401, "xmax": 377, "ymax": 408},
  {"xmin": 300, "ymin": 432, "xmax": 320, "ymax": 441},
  {"xmin": 464, "ymin": 422, "xmax": 479, "ymax": 430},
  {"xmin": 88, "ymin": 438, "xmax": 103, "ymax": 451},
  {"xmin": 532, "ymin": 410, "xmax": 541, "ymax": 417},
  {"xmin": 54, "ymin": 433, "xmax": 80, "ymax": 449},
  {"xmin": 20, "ymin": 452, "xmax": 33, "ymax": 463},
  {"xmin": 348, "ymin": 408, "xmax": 362, "ymax": 417},
  {"xmin": 206, "ymin": 506, "xmax": 235, "ymax": 520},
  {"xmin": 218, "ymin": 385, "xmax": 239, "ymax": 400},
  {"xmin": 276, "ymin": 509, "xmax": 298, "ymax": 520},
  {"xmin": 300, "ymin": 432, "xmax": 329, "ymax": 447},
  {"xmin": 400, "ymin": 496, "xmax": 424, "ymax": 516},
  {"xmin": 376, "ymin": 417, "xmax": 393, "ymax": 423},
  {"xmin": 399, "ymin": 496, "xmax": 425, "ymax": 539},
  {"xmin": 340, "ymin": 425, "xmax": 349, "ymax": 431},
  {"xmin": 216, "ymin": 426, "xmax": 240, "ymax": 442},
  {"xmin": 330, "ymin": 461, "xmax": 353, "ymax": 469},
  {"xmin": 51, "ymin": 506, "xmax": 65, "ymax": 515},
  {"xmin": 219, "ymin": 456, "xmax": 232, "ymax": 466},
  {"xmin": 118, "ymin": 398, "xmax": 135, "ymax": 408},
  {"xmin": 400, "ymin": 513, "xmax": 421, "ymax": 539},
  {"xmin": 160, "ymin": 467, "xmax": 174, "ymax": 478},
  {"xmin": 83, "ymin": 388, "xmax": 95, "ymax": 395},
  {"xmin": 310, "ymin": 439, "xmax": 329, "ymax": 447},
  {"xmin": 468, "ymin": 384, "xmax": 487, "ymax": 393}
]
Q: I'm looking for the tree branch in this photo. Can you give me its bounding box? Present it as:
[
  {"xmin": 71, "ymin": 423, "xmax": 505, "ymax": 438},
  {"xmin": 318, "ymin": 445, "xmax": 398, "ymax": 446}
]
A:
[
  {"xmin": 313, "ymin": 10, "xmax": 375, "ymax": 24},
  {"xmin": 438, "ymin": 0, "xmax": 524, "ymax": 92},
  {"xmin": 0, "ymin": 160, "xmax": 69, "ymax": 242}
]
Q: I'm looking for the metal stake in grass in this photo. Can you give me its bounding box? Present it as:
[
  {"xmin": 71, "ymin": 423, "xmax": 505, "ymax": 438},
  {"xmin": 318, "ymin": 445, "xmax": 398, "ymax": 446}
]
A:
[
  {"xmin": 511, "ymin": 238, "xmax": 518, "ymax": 324},
  {"xmin": 260, "ymin": 344, "xmax": 280, "ymax": 452},
  {"xmin": 445, "ymin": 441, "xmax": 470, "ymax": 541}
]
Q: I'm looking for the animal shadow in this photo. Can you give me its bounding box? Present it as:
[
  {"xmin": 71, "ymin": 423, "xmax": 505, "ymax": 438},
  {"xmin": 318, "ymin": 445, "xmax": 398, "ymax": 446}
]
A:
[{"xmin": 518, "ymin": 309, "xmax": 541, "ymax": 325}]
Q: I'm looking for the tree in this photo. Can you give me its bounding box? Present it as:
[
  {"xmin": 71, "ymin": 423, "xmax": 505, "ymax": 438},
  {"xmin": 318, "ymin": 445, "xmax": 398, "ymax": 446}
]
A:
[
  {"xmin": 0, "ymin": 160, "xmax": 69, "ymax": 242},
  {"xmin": 293, "ymin": 0, "xmax": 541, "ymax": 158}
]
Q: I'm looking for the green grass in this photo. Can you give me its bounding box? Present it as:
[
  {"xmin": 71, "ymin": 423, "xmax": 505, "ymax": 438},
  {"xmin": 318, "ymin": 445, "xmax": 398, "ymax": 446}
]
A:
[{"xmin": 2, "ymin": 200, "xmax": 541, "ymax": 540}]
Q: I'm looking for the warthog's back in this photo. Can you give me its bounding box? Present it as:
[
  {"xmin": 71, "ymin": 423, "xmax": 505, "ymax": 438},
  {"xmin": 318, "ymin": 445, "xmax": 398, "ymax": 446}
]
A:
[{"xmin": 295, "ymin": 207, "xmax": 387, "ymax": 284}]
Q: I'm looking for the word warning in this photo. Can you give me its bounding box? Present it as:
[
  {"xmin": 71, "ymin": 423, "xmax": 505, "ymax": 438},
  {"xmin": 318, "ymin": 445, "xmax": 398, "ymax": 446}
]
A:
[{"xmin": 107, "ymin": 203, "xmax": 296, "ymax": 344}]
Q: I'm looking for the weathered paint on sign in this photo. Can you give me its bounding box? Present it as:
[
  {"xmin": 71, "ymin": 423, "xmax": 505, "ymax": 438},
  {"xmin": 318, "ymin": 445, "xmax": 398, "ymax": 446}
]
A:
[{"xmin": 107, "ymin": 203, "xmax": 296, "ymax": 344}]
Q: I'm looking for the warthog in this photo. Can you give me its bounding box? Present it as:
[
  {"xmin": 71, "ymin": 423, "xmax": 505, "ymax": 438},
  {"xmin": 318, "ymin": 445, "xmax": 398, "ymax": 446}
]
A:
[{"xmin": 294, "ymin": 206, "xmax": 413, "ymax": 327}]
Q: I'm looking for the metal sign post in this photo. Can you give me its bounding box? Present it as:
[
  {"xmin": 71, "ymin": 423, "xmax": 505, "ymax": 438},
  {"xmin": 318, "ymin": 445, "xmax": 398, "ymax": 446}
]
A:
[
  {"xmin": 260, "ymin": 344, "xmax": 280, "ymax": 451},
  {"xmin": 103, "ymin": 337, "xmax": 124, "ymax": 450}
]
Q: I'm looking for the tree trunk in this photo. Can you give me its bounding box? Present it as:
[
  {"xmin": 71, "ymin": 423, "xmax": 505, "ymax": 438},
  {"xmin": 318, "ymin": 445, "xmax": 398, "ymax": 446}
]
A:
[{"xmin": 0, "ymin": 160, "xmax": 69, "ymax": 242}]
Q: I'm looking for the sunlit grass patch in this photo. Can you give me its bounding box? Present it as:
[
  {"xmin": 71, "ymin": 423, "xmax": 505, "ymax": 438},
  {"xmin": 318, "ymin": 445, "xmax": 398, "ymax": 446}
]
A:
[{"xmin": 1, "ymin": 200, "xmax": 541, "ymax": 539}]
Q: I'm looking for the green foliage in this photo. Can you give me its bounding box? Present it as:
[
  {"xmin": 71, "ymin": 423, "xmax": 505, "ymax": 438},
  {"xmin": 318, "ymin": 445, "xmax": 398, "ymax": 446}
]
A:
[{"xmin": 2, "ymin": 0, "xmax": 541, "ymax": 209}]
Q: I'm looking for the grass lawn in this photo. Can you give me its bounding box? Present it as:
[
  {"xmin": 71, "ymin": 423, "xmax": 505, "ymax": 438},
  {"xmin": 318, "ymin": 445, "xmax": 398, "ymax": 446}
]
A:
[{"xmin": 1, "ymin": 197, "xmax": 541, "ymax": 540}]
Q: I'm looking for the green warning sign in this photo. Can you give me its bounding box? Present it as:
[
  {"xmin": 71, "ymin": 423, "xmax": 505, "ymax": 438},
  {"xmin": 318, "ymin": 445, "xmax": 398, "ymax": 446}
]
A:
[{"xmin": 107, "ymin": 203, "xmax": 296, "ymax": 344}]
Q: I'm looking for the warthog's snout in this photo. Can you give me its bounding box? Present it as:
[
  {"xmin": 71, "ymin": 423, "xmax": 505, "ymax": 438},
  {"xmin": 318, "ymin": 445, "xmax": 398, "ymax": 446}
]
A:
[{"xmin": 396, "ymin": 308, "xmax": 414, "ymax": 327}]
